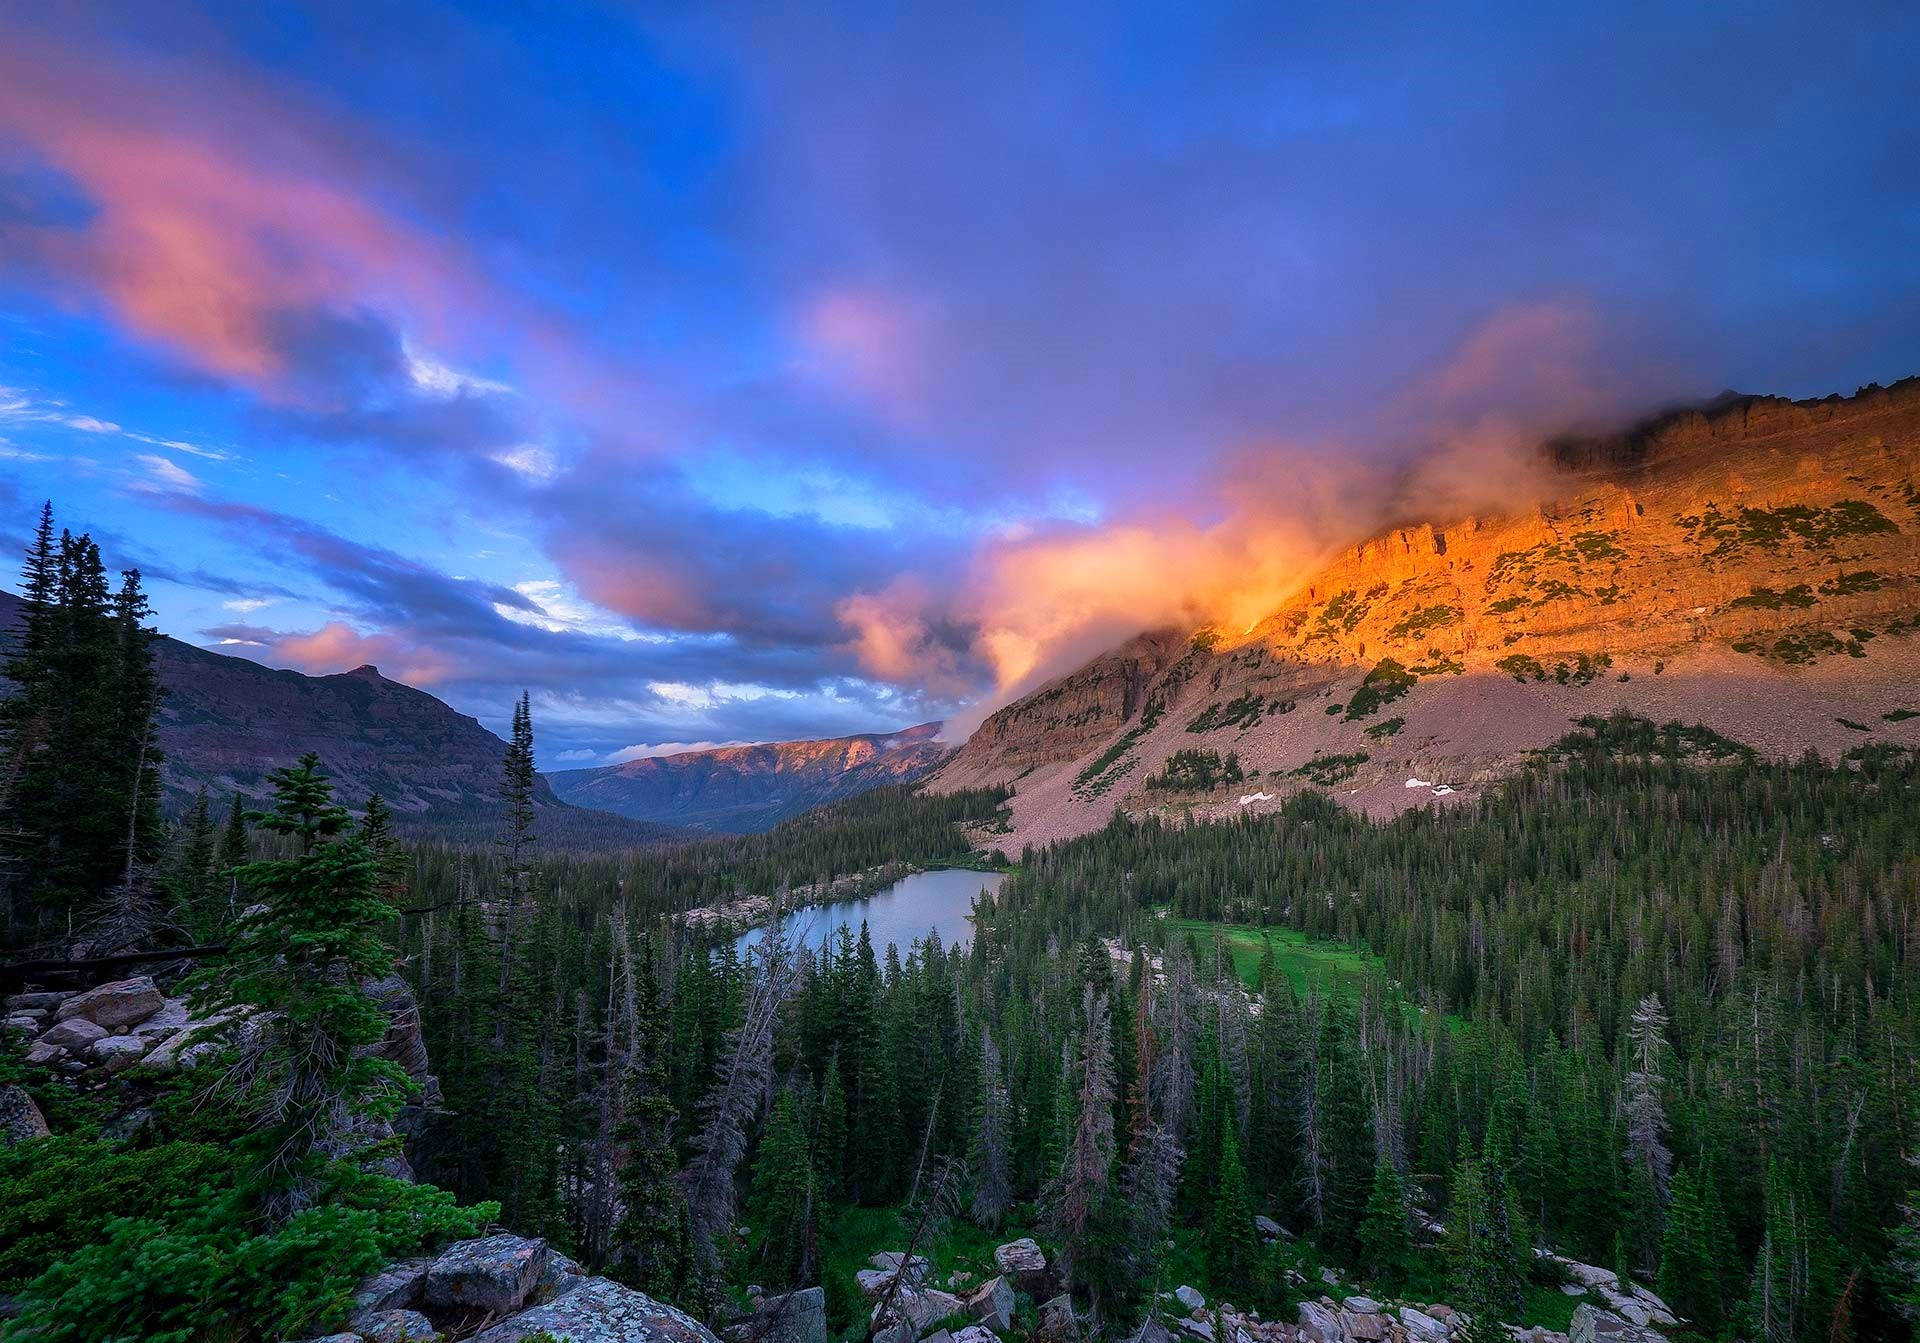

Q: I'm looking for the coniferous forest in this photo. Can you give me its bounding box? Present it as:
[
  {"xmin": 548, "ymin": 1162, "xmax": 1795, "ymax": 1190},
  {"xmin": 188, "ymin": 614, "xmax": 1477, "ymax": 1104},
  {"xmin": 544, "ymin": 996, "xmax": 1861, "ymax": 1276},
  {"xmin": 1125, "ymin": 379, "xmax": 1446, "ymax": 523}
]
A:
[{"xmin": 1, "ymin": 505, "xmax": 1917, "ymax": 1343}]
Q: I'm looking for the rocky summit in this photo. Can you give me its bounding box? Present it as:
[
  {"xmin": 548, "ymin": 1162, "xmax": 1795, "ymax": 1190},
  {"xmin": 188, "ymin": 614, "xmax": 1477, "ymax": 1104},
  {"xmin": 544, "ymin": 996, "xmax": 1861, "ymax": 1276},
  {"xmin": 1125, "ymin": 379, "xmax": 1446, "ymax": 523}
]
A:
[{"xmin": 933, "ymin": 380, "xmax": 1920, "ymax": 848}]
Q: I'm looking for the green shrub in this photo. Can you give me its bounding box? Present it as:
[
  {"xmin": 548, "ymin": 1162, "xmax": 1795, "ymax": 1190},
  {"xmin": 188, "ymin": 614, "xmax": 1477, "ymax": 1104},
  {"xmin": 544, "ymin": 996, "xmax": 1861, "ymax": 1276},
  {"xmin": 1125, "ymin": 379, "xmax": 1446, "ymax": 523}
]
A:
[{"xmin": 1344, "ymin": 659, "xmax": 1416, "ymax": 720}]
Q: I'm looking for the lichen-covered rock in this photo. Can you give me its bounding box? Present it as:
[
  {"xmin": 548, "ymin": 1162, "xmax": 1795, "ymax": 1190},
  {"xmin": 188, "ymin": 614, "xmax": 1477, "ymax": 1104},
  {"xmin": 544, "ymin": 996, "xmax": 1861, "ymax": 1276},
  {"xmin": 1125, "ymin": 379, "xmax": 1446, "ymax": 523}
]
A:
[
  {"xmin": 968, "ymin": 1276, "xmax": 1014, "ymax": 1332},
  {"xmin": 1036, "ymin": 1293, "xmax": 1081, "ymax": 1343},
  {"xmin": 872, "ymin": 1286, "xmax": 965, "ymax": 1337},
  {"xmin": 351, "ymin": 1308, "xmax": 443, "ymax": 1343},
  {"xmin": 724, "ymin": 1286, "xmax": 825, "ymax": 1343},
  {"xmin": 993, "ymin": 1238, "xmax": 1050, "ymax": 1296},
  {"xmin": 40, "ymin": 1017, "xmax": 107, "ymax": 1052},
  {"xmin": 424, "ymin": 1234, "xmax": 549, "ymax": 1314},
  {"xmin": 0, "ymin": 1084, "xmax": 49, "ymax": 1145},
  {"xmin": 353, "ymin": 1259, "xmax": 431, "ymax": 1314},
  {"xmin": 468, "ymin": 1276, "xmax": 719, "ymax": 1343},
  {"xmin": 53, "ymin": 977, "xmax": 163, "ymax": 1030},
  {"xmin": 954, "ymin": 1326, "xmax": 1003, "ymax": 1343},
  {"xmin": 1176, "ymin": 1286, "xmax": 1206, "ymax": 1312}
]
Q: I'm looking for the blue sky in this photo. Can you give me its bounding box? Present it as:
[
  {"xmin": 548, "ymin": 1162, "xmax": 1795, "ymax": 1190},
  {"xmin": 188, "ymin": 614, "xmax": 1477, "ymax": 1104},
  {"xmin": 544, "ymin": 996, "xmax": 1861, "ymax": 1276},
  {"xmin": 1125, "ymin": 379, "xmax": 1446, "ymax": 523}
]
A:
[{"xmin": 2, "ymin": 1, "xmax": 1917, "ymax": 764}]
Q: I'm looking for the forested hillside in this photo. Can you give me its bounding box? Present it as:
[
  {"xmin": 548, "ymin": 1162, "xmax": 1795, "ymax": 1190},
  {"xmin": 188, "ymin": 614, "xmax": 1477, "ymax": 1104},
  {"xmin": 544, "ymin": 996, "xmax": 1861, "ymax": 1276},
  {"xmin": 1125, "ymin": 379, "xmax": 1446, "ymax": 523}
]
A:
[{"xmin": 1, "ymin": 497, "xmax": 1916, "ymax": 1343}]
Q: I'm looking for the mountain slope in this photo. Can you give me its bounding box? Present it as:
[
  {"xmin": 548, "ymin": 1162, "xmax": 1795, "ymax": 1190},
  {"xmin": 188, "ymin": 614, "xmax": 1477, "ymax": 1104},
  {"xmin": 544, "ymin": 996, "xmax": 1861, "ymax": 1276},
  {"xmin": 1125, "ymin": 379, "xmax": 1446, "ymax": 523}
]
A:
[
  {"xmin": 548, "ymin": 723, "xmax": 950, "ymax": 832},
  {"xmin": 931, "ymin": 378, "xmax": 1920, "ymax": 847},
  {"xmin": 0, "ymin": 588, "xmax": 681, "ymax": 848}
]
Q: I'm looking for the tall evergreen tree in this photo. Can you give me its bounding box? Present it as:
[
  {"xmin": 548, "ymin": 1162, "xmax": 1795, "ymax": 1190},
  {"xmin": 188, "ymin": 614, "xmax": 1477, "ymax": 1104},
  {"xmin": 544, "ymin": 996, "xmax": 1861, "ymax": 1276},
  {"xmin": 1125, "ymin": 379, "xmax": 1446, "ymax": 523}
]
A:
[{"xmin": 1206, "ymin": 1126, "xmax": 1260, "ymax": 1298}]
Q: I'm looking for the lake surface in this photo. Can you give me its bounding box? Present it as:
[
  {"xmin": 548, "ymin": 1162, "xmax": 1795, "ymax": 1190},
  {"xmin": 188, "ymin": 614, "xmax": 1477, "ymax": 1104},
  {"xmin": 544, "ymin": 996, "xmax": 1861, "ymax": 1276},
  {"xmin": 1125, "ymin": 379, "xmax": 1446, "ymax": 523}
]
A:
[{"xmin": 735, "ymin": 867, "xmax": 1006, "ymax": 958}]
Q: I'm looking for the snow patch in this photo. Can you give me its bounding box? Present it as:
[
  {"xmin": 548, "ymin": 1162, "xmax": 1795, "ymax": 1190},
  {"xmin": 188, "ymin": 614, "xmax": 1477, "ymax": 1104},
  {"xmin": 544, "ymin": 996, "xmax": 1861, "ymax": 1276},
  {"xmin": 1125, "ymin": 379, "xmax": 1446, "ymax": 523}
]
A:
[{"xmin": 1237, "ymin": 791, "xmax": 1275, "ymax": 805}]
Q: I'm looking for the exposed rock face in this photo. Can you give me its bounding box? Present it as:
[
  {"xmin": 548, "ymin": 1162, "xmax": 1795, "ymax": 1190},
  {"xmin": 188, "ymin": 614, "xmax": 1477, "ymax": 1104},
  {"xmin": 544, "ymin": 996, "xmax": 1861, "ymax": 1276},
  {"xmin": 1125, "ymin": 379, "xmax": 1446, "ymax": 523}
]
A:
[
  {"xmin": 424, "ymin": 1234, "xmax": 549, "ymax": 1314},
  {"xmin": 467, "ymin": 1277, "xmax": 719, "ymax": 1343},
  {"xmin": 549, "ymin": 723, "xmax": 951, "ymax": 833},
  {"xmin": 932, "ymin": 377, "xmax": 1920, "ymax": 848},
  {"xmin": 350, "ymin": 1309, "xmax": 442, "ymax": 1343},
  {"xmin": 724, "ymin": 1286, "xmax": 827, "ymax": 1343},
  {"xmin": 1569, "ymin": 1306, "xmax": 1666, "ymax": 1343},
  {"xmin": 968, "ymin": 1276, "xmax": 1015, "ymax": 1332}
]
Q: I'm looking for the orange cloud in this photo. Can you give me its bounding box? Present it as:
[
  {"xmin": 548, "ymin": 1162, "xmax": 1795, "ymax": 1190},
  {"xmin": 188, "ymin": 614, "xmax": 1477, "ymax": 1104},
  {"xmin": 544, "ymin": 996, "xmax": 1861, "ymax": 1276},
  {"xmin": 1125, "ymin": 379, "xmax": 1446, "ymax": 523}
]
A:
[{"xmin": 270, "ymin": 621, "xmax": 454, "ymax": 687}]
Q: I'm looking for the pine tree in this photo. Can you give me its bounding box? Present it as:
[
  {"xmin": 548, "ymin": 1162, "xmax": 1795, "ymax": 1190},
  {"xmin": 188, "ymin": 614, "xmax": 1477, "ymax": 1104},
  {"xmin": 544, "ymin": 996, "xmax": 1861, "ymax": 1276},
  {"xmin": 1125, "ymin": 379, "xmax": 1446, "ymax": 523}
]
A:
[
  {"xmin": 1357, "ymin": 1157, "xmax": 1414, "ymax": 1286},
  {"xmin": 187, "ymin": 753, "xmax": 408, "ymax": 1222},
  {"xmin": 1043, "ymin": 986, "xmax": 1123, "ymax": 1327},
  {"xmin": 613, "ymin": 929, "xmax": 688, "ymax": 1298},
  {"xmin": 357, "ymin": 792, "xmax": 410, "ymax": 905},
  {"xmin": 169, "ymin": 789, "xmax": 220, "ymax": 941},
  {"xmin": 815, "ymin": 1054, "xmax": 849, "ymax": 1205},
  {"xmin": 1206, "ymin": 1125, "xmax": 1260, "ymax": 1298},
  {"xmin": 969, "ymin": 1025, "xmax": 1012, "ymax": 1228},
  {"xmin": 750, "ymin": 1088, "xmax": 815, "ymax": 1288},
  {"xmin": 1446, "ymin": 1151, "xmax": 1526, "ymax": 1341}
]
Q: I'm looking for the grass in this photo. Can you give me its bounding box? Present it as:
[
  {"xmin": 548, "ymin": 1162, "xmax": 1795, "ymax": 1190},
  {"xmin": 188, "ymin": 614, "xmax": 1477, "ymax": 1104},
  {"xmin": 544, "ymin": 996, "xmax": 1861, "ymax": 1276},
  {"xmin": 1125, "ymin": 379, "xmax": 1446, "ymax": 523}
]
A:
[{"xmin": 1161, "ymin": 916, "xmax": 1384, "ymax": 999}]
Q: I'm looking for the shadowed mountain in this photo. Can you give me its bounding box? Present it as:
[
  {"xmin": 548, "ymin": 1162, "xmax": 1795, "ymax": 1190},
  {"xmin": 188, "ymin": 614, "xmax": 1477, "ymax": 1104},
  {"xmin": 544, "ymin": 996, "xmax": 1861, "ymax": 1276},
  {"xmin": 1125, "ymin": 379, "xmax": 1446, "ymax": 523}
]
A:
[
  {"xmin": 548, "ymin": 723, "xmax": 951, "ymax": 833},
  {"xmin": 931, "ymin": 378, "xmax": 1920, "ymax": 849},
  {"xmin": 0, "ymin": 588, "xmax": 684, "ymax": 849}
]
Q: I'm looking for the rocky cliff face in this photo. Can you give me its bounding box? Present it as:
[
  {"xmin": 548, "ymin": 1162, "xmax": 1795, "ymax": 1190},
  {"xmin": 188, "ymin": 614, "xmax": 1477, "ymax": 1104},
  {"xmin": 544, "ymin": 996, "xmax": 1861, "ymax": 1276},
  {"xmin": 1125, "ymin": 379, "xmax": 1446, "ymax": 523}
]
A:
[
  {"xmin": 549, "ymin": 723, "xmax": 951, "ymax": 832},
  {"xmin": 932, "ymin": 379, "xmax": 1920, "ymax": 849}
]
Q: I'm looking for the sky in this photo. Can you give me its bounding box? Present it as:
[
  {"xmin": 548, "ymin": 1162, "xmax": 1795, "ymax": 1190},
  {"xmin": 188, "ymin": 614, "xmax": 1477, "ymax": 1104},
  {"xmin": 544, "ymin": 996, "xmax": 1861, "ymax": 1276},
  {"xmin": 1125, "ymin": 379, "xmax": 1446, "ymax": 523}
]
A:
[{"xmin": 1, "ymin": 1, "xmax": 1917, "ymax": 767}]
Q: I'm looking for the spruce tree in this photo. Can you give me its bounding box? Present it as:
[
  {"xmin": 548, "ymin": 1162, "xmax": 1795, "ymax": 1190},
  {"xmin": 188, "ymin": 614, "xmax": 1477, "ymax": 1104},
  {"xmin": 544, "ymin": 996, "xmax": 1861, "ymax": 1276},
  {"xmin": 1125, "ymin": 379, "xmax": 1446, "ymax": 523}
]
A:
[
  {"xmin": 749, "ymin": 1088, "xmax": 814, "ymax": 1288},
  {"xmin": 188, "ymin": 753, "xmax": 408, "ymax": 1222},
  {"xmin": 1206, "ymin": 1125, "xmax": 1260, "ymax": 1298},
  {"xmin": 1357, "ymin": 1158, "xmax": 1413, "ymax": 1286}
]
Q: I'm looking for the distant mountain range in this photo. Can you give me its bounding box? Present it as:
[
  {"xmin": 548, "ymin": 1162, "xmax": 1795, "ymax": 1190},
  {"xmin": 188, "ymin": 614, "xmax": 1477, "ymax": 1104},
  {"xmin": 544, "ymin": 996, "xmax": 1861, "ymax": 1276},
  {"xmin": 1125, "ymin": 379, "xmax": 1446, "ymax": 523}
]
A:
[
  {"xmin": 0, "ymin": 588, "xmax": 680, "ymax": 848},
  {"xmin": 929, "ymin": 378, "xmax": 1920, "ymax": 848},
  {"xmin": 548, "ymin": 723, "xmax": 951, "ymax": 832}
]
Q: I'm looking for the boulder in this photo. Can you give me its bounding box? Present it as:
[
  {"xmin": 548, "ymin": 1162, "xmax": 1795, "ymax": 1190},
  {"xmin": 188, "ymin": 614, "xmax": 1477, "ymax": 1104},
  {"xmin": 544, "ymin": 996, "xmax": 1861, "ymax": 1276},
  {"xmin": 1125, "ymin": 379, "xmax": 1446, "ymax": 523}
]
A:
[
  {"xmin": 1399, "ymin": 1308, "xmax": 1447, "ymax": 1343},
  {"xmin": 141, "ymin": 1012, "xmax": 244, "ymax": 1073},
  {"xmin": 1125, "ymin": 1322, "xmax": 1180, "ymax": 1343},
  {"xmin": 1560, "ymin": 1262, "xmax": 1620, "ymax": 1293},
  {"xmin": 130, "ymin": 998, "xmax": 193, "ymax": 1040},
  {"xmin": 92, "ymin": 1034, "xmax": 148, "ymax": 1073},
  {"xmin": 872, "ymin": 1252, "xmax": 933, "ymax": 1285},
  {"xmin": 1568, "ymin": 1306, "xmax": 1663, "ymax": 1343},
  {"xmin": 953, "ymin": 1328, "xmax": 1002, "ymax": 1343},
  {"xmin": 352, "ymin": 1258, "xmax": 431, "ymax": 1313},
  {"xmin": 0, "ymin": 1084, "xmax": 49, "ymax": 1145},
  {"xmin": 1176, "ymin": 1286, "xmax": 1206, "ymax": 1312},
  {"xmin": 53, "ymin": 977, "xmax": 163, "ymax": 1030},
  {"xmin": 5, "ymin": 992, "xmax": 69, "ymax": 1012},
  {"xmin": 872, "ymin": 1286, "xmax": 966, "ymax": 1336},
  {"xmin": 1298, "ymin": 1301, "xmax": 1344, "ymax": 1343},
  {"xmin": 735, "ymin": 1286, "xmax": 826, "ymax": 1343},
  {"xmin": 1254, "ymin": 1215, "xmax": 1286, "ymax": 1241},
  {"xmin": 40, "ymin": 1017, "xmax": 107, "ymax": 1052},
  {"xmin": 993, "ymin": 1238, "xmax": 1050, "ymax": 1296},
  {"xmin": 968, "ymin": 1276, "xmax": 1015, "ymax": 1332},
  {"xmin": 469, "ymin": 1276, "xmax": 719, "ymax": 1343},
  {"xmin": 1036, "ymin": 1293, "xmax": 1081, "ymax": 1343},
  {"xmin": 424, "ymin": 1234, "xmax": 549, "ymax": 1314},
  {"xmin": 4, "ymin": 1015, "xmax": 39, "ymax": 1036},
  {"xmin": 23, "ymin": 1042, "xmax": 61, "ymax": 1066},
  {"xmin": 859, "ymin": 1268, "xmax": 903, "ymax": 1300},
  {"xmin": 1340, "ymin": 1312, "xmax": 1386, "ymax": 1342},
  {"xmin": 535, "ymin": 1250, "xmax": 585, "ymax": 1302},
  {"xmin": 351, "ymin": 1308, "xmax": 442, "ymax": 1343},
  {"xmin": 1177, "ymin": 1319, "xmax": 1215, "ymax": 1343},
  {"xmin": 1344, "ymin": 1299, "xmax": 1382, "ymax": 1316}
]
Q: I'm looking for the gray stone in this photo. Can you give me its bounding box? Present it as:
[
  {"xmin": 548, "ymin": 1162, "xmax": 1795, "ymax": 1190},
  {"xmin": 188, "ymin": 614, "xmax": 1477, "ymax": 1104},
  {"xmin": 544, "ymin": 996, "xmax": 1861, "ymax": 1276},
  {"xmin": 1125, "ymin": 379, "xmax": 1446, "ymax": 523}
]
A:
[
  {"xmin": 1399, "ymin": 1308, "xmax": 1447, "ymax": 1343},
  {"xmin": 130, "ymin": 998, "xmax": 193, "ymax": 1040},
  {"xmin": 3, "ymin": 1015, "xmax": 39, "ymax": 1036},
  {"xmin": 92, "ymin": 1034, "xmax": 148, "ymax": 1072},
  {"xmin": 993, "ymin": 1238, "xmax": 1050, "ymax": 1296},
  {"xmin": 424, "ymin": 1234, "xmax": 549, "ymax": 1314},
  {"xmin": 953, "ymin": 1327, "xmax": 1002, "ymax": 1343},
  {"xmin": 1036, "ymin": 1293, "xmax": 1080, "ymax": 1343},
  {"xmin": 743, "ymin": 1286, "xmax": 826, "ymax": 1343},
  {"xmin": 1124, "ymin": 1323, "xmax": 1179, "ymax": 1343},
  {"xmin": 858, "ymin": 1268, "xmax": 901, "ymax": 1300},
  {"xmin": 353, "ymin": 1258, "xmax": 430, "ymax": 1313},
  {"xmin": 1340, "ymin": 1312, "xmax": 1385, "ymax": 1343},
  {"xmin": 351, "ymin": 1308, "xmax": 442, "ymax": 1343},
  {"xmin": 1253, "ymin": 1215, "xmax": 1286, "ymax": 1240},
  {"xmin": 1297, "ymin": 1301, "xmax": 1343, "ymax": 1343},
  {"xmin": 54, "ymin": 977, "xmax": 163, "ymax": 1029},
  {"xmin": 0, "ymin": 1084, "xmax": 49, "ymax": 1145},
  {"xmin": 535, "ymin": 1250, "xmax": 585, "ymax": 1301},
  {"xmin": 871, "ymin": 1252, "xmax": 932, "ymax": 1284},
  {"xmin": 100, "ymin": 1106, "xmax": 156, "ymax": 1144},
  {"xmin": 1568, "ymin": 1306, "xmax": 1663, "ymax": 1343},
  {"xmin": 1561, "ymin": 1262, "xmax": 1619, "ymax": 1293},
  {"xmin": 1177, "ymin": 1319, "xmax": 1215, "ymax": 1343},
  {"xmin": 5, "ymin": 992, "xmax": 69, "ymax": 1012},
  {"xmin": 40, "ymin": 1017, "xmax": 108, "ymax": 1052},
  {"xmin": 872, "ymin": 1286, "xmax": 966, "ymax": 1337},
  {"xmin": 23, "ymin": 1042, "xmax": 61, "ymax": 1066},
  {"xmin": 1176, "ymin": 1286, "xmax": 1206, "ymax": 1312},
  {"xmin": 968, "ymin": 1276, "xmax": 1015, "ymax": 1332},
  {"xmin": 468, "ymin": 1276, "xmax": 720, "ymax": 1343},
  {"xmin": 1343, "ymin": 1299, "xmax": 1382, "ymax": 1316}
]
